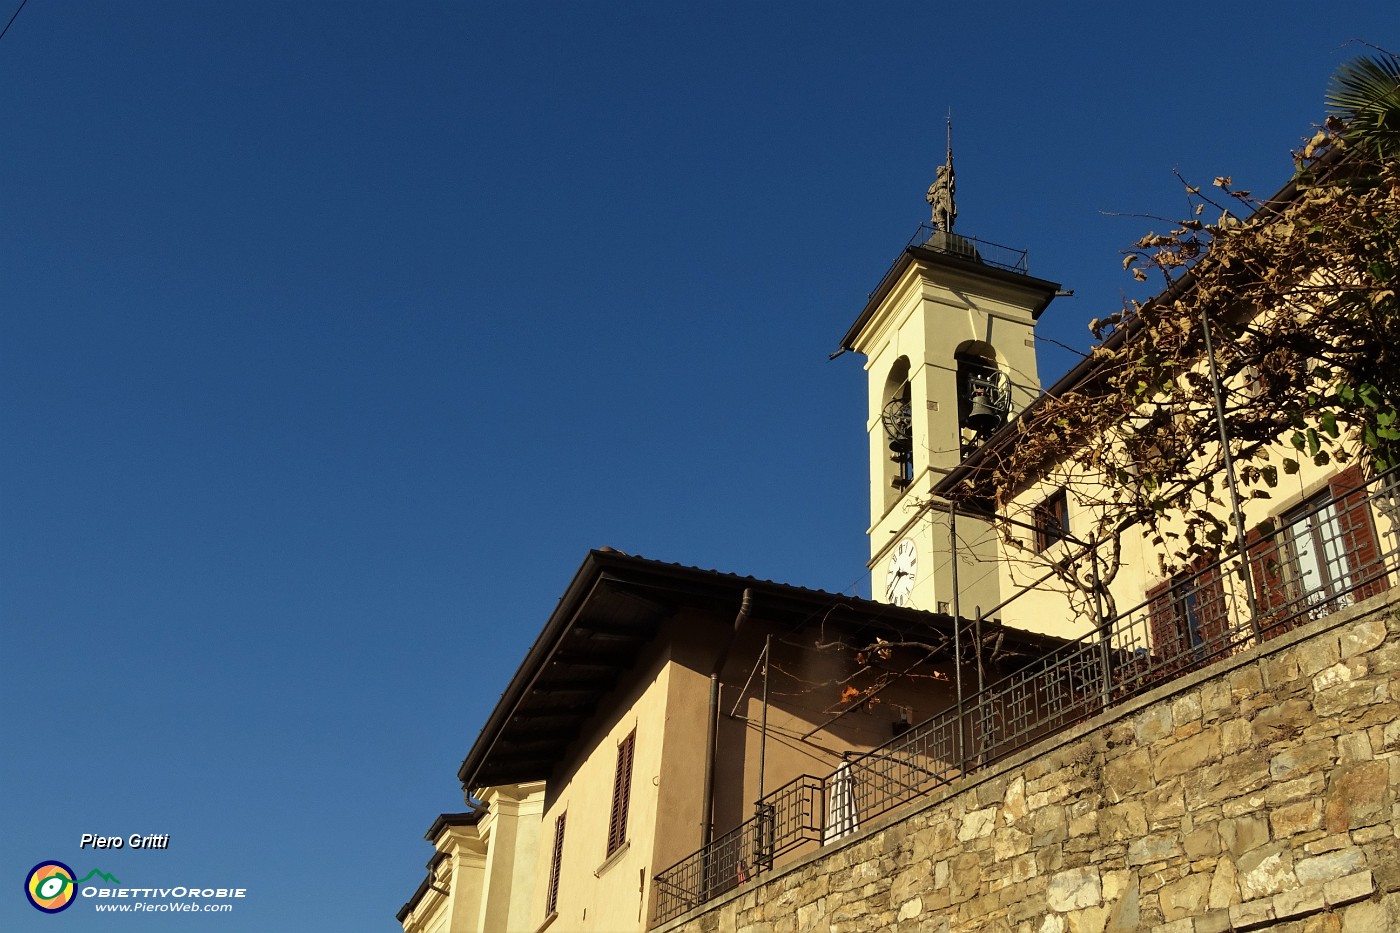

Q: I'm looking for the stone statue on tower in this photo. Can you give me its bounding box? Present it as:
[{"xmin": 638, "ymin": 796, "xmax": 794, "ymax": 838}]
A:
[{"xmin": 926, "ymin": 116, "xmax": 956, "ymax": 232}]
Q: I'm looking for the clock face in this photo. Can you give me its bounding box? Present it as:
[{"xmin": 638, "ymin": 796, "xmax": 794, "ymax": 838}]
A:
[{"xmin": 884, "ymin": 538, "xmax": 917, "ymax": 606}]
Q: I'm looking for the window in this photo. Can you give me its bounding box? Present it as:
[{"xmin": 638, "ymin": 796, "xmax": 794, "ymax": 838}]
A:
[
  {"xmin": 1280, "ymin": 492, "xmax": 1353, "ymax": 615},
  {"xmin": 1033, "ymin": 489, "xmax": 1070, "ymax": 553},
  {"xmin": 606, "ymin": 730, "xmax": 636, "ymax": 857},
  {"xmin": 1248, "ymin": 464, "xmax": 1389, "ymax": 635},
  {"xmin": 1146, "ymin": 559, "xmax": 1228, "ymax": 679},
  {"xmin": 545, "ymin": 812, "xmax": 566, "ymax": 915}
]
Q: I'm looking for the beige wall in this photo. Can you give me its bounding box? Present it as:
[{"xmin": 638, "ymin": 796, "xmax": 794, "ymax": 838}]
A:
[{"xmin": 533, "ymin": 637, "xmax": 677, "ymax": 932}]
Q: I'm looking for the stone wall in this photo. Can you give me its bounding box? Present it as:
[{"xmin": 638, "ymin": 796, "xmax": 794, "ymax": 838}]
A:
[{"xmin": 660, "ymin": 596, "xmax": 1400, "ymax": 933}]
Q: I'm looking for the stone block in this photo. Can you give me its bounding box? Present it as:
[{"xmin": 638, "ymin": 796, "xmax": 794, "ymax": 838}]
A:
[
  {"xmin": 1324, "ymin": 869, "xmax": 1375, "ymax": 907},
  {"xmin": 1184, "ymin": 825, "xmax": 1221, "ymax": 859},
  {"xmin": 1304, "ymin": 834, "xmax": 1353, "ymax": 856},
  {"xmin": 1340, "ymin": 618, "xmax": 1388, "ymax": 658},
  {"xmin": 1208, "ymin": 856, "xmax": 1240, "ymax": 910},
  {"xmin": 1127, "ymin": 832, "xmax": 1181, "ymax": 866},
  {"xmin": 1272, "ymin": 799, "xmax": 1324, "ymax": 837},
  {"xmin": 1252, "ymin": 698, "xmax": 1314, "ymax": 743},
  {"xmin": 1151, "ymin": 920, "xmax": 1193, "ymax": 933},
  {"xmin": 1031, "ymin": 805, "xmax": 1069, "ymax": 847},
  {"xmin": 1231, "ymin": 666, "xmax": 1265, "ymax": 696},
  {"xmin": 1315, "ymin": 679, "xmax": 1389, "ymax": 718},
  {"xmin": 1154, "ymin": 728, "xmax": 1221, "ymax": 781},
  {"xmin": 994, "ymin": 826, "xmax": 1033, "ymax": 861},
  {"xmin": 960, "ymin": 806, "xmax": 998, "ymax": 841},
  {"xmin": 1237, "ymin": 844, "xmax": 1297, "ymax": 899},
  {"xmin": 1326, "ymin": 760, "xmax": 1391, "ymax": 833},
  {"xmin": 1099, "ymin": 801, "xmax": 1147, "ymax": 843},
  {"xmin": 1265, "ymin": 773, "xmax": 1326, "ymax": 807},
  {"xmin": 1298, "ymin": 637, "xmax": 1342, "ymax": 677},
  {"xmin": 1229, "ymin": 897, "xmax": 1276, "ymax": 929},
  {"xmin": 1194, "ymin": 908, "xmax": 1232, "ymax": 933},
  {"xmin": 1273, "ymin": 883, "xmax": 1326, "ymax": 919},
  {"xmin": 1103, "ymin": 747, "xmax": 1152, "ymax": 801},
  {"xmin": 1297, "ymin": 847, "xmax": 1367, "ymax": 886},
  {"xmin": 1158, "ymin": 871, "xmax": 1211, "ymax": 921},
  {"xmin": 1224, "ymin": 793, "xmax": 1267, "ymax": 819},
  {"xmin": 1262, "ymin": 652, "xmax": 1300, "ymax": 689},
  {"xmin": 1172, "ymin": 692, "xmax": 1202, "ymax": 726},
  {"xmin": 1223, "ymin": 718, "xmax": 1255, "ymax": 754},
  {"xmin": 1270, "ymin": 738, "xmax": 1336, "ymax": 781},
  {"xmin": 1047, "ymin": 866, "xmax": 1102, "ymax": 912},
  {"xmin": 1201, "ymin": 679, "xmax": 1232, "ymax": 717},
  {"xmin": 1065, "ymin": 906, "xmax": 1108, "ymax": 933},
  {"xmin": 1145, "ymin": 782, "xmax": 1186, "ymax": 828},
  {"xmin": 1314, "ymin": 658, "xmax": 1368, "ymax": 694},
  {"xmin": 1135, "ymin": 705, "xmax": 1174, "ymax": 744},
  {"xmin": 1220, "ymin": 815, "xmax": 1271, "ymax": 857},
  {"xmin": 896, "ymin": 896, "xmax": 922, "ymax": 922},
  {"xmin": 1103, "ymin": 870, "xmax": 1139, "ymax": 933},
  {"xmin": 1002, "ymin": 776, "xmax": 1028, "ymax": 825}
]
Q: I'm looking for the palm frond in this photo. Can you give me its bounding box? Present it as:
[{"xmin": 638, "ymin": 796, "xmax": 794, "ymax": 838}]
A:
[{"xmin": 1325, "ymin": 52, "xmax": 1400, "ymax": 157}]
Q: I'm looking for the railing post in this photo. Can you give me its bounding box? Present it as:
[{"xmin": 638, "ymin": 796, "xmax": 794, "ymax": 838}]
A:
[
  {"xmin": 755, "ymin": 802, "xmax": 775, "ymax": 873},
  {"xmin": 950, "ymin": 501, "xmax": 966, "ymax": 774},
  {"xmin": 1091, "ymin": 533, "xmax": 1111, "ymax": 710}
]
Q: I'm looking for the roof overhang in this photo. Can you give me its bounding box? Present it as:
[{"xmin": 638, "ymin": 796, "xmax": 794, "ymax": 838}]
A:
[
  {"xmin": 457, "ymin": 550, "xmax": 1068, "ymax": 790},
  {"xmin": 841, "ymin": 243, "xmax": 1062, "ymax": 352}
]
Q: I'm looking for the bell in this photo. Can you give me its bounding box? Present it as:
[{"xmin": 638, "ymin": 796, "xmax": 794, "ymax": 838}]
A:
[{"xmin": 967, "ymin": 394, "xmax": 1003, "ymax": 434}]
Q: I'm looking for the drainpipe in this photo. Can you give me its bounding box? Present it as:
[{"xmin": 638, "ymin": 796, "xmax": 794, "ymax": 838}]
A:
[{"xmin": 702, "ymin": 588, "xmax": 752, "ymax": 849}]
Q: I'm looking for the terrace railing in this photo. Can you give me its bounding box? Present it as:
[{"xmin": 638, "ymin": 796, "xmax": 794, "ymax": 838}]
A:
[{"xmin": 652, "ymin": 467, "xmax": 1400, "ymax": 926}]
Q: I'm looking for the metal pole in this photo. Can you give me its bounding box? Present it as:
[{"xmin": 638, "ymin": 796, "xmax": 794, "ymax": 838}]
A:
[
  {"xmin": 1091, "ymin": 533, "xmax": 1110, "ymax": 710},
  {"xmin": 949, "ymin": 502, "xmax": 965, "ymax": 773},
  {"xmin": 1200, "ymin": 308, "xmax": 1261, "ymax": 636},
  {"xmin": 974, "ymin": 605, "xmax": 984, "ymax": 764},
  {"xmin": 758, "ymin": 635, "xmax": 770, "ymax": 803},
  {"xmin": 757, "ymin": 635, "xmax": 773, "ymax": 873}
]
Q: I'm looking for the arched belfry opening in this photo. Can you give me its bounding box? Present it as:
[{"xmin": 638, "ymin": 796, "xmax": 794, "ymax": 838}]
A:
[
  {"xmin": 955, "ymin": 343, "xmax": 1010, "ymax": 458},
  {"xmin": 882, "ymin": 358, "xmax": 913, "ymax": 507}
]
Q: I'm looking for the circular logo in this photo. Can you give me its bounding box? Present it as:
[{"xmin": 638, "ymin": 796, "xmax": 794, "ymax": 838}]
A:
[{"xmin": 25, "ymin": 861, "xmax": 78, "ymax": 913}]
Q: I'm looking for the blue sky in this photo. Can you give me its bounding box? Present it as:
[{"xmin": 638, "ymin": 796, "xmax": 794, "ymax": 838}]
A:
[{"xmin": 2, "ymin": 2, "xmax": 1395, "ymax": 929}]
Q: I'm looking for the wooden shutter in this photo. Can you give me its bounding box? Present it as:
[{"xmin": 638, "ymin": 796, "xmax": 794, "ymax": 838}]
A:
[
  {"xmin": 1246, "ymin": 524, "xmax": 1292, "ymax": 640},
  {"xmin": 1329, "ymin": 464, "xmax": 1389, "ymax": 602},
  {"xmin": 1146, "ymin": 580, "xmax": 1184, "ymax": 678},
  {"xmin": 1193, "ymin": 556, "xmax": 1230, "ymax": 659},
  {"xmin": 606, "ymin": 730, "xmax": 636, "ymax": 857},
  {"xmin": 546, "ymin": 812, "xmax": 566, "ymax": 915}
]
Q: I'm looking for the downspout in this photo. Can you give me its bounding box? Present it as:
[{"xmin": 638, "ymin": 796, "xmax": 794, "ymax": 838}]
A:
[{"xmin": 702, "ymin": 587, "xmax": 752, "ymax": 849}]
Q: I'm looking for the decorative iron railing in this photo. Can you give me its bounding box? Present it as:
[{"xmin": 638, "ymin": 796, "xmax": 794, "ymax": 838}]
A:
[{"xmin": 652, "ymin": 467, "xmax": 1400, "ymax": 926}]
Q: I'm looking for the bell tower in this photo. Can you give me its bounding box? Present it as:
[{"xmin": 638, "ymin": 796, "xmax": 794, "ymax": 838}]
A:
[{"xmin": 839, "ymin": 131, "xmax": 1061, "ymax": 612}]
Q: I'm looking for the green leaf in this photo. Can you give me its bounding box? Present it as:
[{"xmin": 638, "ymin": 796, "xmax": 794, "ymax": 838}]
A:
[
  {"xmin": 1283, "ymin": 458, "xmax": 1300, "ymax": 475},
  {"xmin": 1320, "ymin": 411, "xmax": 1339, "ymax": 438}
]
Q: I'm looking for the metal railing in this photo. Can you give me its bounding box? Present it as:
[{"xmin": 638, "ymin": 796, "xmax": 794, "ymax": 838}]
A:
[
  {"xmin": 866, "ymin": 226, "xmax": 1032, "ymax": 302},
  {"xmin": 652, "ymin": 467, "xmax": 1400, "ymax": 926}
]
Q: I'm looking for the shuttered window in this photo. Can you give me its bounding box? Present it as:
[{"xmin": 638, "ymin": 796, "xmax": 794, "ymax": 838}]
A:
[
  {"xmin": 606, "ymin": 730, "xmax": 636, "ymax": 857},
  {"xmin": 545, "ymin": 812, "xmax": 566, "ymax": 915}
]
